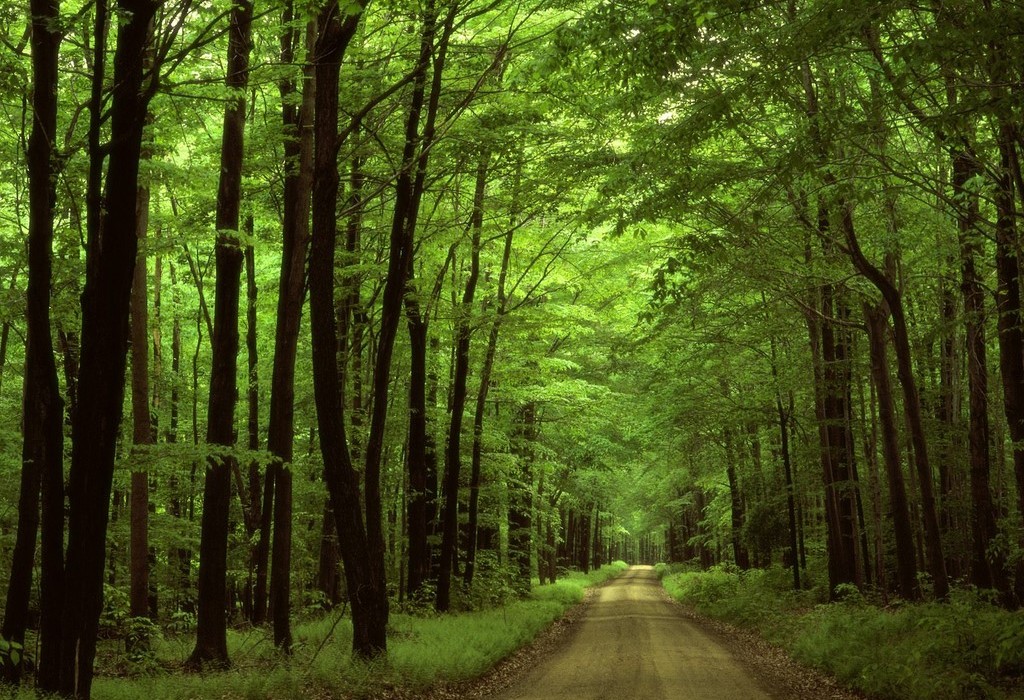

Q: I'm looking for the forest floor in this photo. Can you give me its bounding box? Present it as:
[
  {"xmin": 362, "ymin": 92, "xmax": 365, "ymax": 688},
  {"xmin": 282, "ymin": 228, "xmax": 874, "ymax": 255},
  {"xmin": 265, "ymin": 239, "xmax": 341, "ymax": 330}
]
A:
[{"xmin": 463, "ymin": 565, "xmax": 863, "ymax": 700}]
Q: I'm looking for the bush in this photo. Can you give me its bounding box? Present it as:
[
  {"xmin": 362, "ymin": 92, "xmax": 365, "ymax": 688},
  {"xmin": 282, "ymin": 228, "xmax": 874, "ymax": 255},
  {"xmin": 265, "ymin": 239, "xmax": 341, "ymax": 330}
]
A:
[{"xmin": 0, "ymin": 637, "xmax": 31, "ymax": 679}]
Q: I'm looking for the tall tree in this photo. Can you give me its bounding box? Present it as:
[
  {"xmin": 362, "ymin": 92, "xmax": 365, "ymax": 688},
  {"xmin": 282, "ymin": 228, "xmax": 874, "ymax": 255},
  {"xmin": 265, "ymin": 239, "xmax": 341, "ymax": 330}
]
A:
[
  {"xmin": 455, "ymin": 157, "xmax": 488, "ymax": 587},
  {"xmin": 129, "ymin": 176, "xmax": 154, "ymax": 625},
  {"xmin": 864, "ymin": 302, "xmax": 919, "ymax": 600},
  {"xmin": 404, "ymin": 0, "xmax": 458, "ymax": 602},
  {"xmin": 309, "ymin": 0, "xmax": 386, "ymax": 658},
  {"xmin": 189, "ymin": 0, "xmax": 255, "ymax": 667},
  {"xmin": 1, "ymin": 0, "xmax": 64, "ymax": 683},
  {"xmin": 266, "ymin": 8, "xmax": 316, "ymax": 651},
  {"xmin": 58, "ymin": 0, "xmax": 162, "ymax": 692}
]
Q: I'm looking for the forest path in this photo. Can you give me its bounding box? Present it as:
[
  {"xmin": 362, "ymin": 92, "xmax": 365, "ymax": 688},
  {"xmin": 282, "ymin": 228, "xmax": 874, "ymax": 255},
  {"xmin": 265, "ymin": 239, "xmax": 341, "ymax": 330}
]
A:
[{"xmin": 489, "ymin": 565, "xmax": 775, "ymax": 700}]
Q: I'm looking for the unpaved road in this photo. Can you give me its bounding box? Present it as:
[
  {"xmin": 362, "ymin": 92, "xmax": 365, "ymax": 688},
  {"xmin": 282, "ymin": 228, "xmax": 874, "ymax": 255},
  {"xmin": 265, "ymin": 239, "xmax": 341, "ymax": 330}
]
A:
[{"xmin": 491, "ymin": 565, "xmax": 774, "ymax": 700}]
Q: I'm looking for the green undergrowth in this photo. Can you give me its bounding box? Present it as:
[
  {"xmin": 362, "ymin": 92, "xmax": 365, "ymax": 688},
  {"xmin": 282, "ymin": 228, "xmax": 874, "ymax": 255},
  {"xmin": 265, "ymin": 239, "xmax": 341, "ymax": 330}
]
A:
[
  {"xmin": 30, "ymin": 561, "xmax": 629, "ymax": 700},
  {"xmin": 659, "ymin": 564, "xmax": 1024, "ymax": 700}
]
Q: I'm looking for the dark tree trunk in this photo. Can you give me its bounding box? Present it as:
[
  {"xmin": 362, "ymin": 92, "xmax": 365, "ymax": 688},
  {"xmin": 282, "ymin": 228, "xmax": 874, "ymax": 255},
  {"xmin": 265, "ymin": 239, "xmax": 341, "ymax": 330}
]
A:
[
  {"xmin": 2, "ymin": 0, "xmax": 63, "ymax": 684},
  {"xmin": 545, "ymin": 497, "xmax": 557, "ymax": 582},
  {"xmin": 369, "ymin": 4, "xmax": 451, "ymax": 614},
  {"xmin": 536, "ymin": 475, "xmax": 548, "ymax": 584},
  {"xmin": 823, "ymin": 291, "xmax": 861, "ymax": 590},
  {"xmin": 404, "ymin": 240, "xmax": 451, "ymax": 599},
  {"xmin": 796, "ymin": 35, "xmax": 870, "ymax": 597},
  {"xmin": 316, "ymin": 499, "xmax": 342, "ymax": 608},
  {"xmin": 722, "ymin": 425, "xmax": 749, "ymax": 570},
  {"xmin": 367, "ymin": 0, "xmax": 449, "ymax": 622},
  {"xmin": 508, "ymin": 402, "xmax": 535, "ymax": 595},
  {"xmin": 151, "ymin": 236, "xmax": 163, "ymax": 436},
  {"xmin": 266, "ymin": 11, "xmax": 315, "ymax": 651},
  {"xmin": 324, "ymin": 148, "xmax": 364, "ymax": 608},
  {"xmin": 993, "ymin": 125, "xmax": 1024, "ymax": 601},
  {"xmin": 309, "ymin": 0, "xmax": 385, "ymax": 658},
  {"xmin": 241, "ymin": 232, "xmax": 261, "ymax": 623},
  {"xmin": 865, "ymin": 303, "xmax": 919, "ymax": 600},
  {"xmin": 167, "ymin": 263, "xmax": 191, "ymax": 610},
  {"xmin": 936, "ymin": 267, "xmax": 961, "ymax": 577},
  {"xmin": 579, "ymin": 506, "xmax": 591, "ymax": 574},
  {"xmin": 0, "ymin": 269, "xmax": 18, "ymax": 399},
  {"xmin": 770, "ymin": 338, "xmax": 801, "ymax": 590},
  {"xmin": 59, "ymin": 0, "xmax": 160, "ymax": 693},
  {"xmin": 253, "ymin": 470, "xmax": 274, "ymax": 624},
  {"xmin": 955, "ymin": 152, "xmax": 1013, "ymax": 601},
  {"xmin": 809, "ymin": 285, "xmax": 854, "ymax": 593},
  {"xmin": 370, "ymin": 0, "xmax": 451, "ymax": 611},
  {"xmin": 405, "ymin": 307, "xmax": 431, "ymax": 598},
  {"xmin": 459, "ymin": 158, "xmax": 491, "ymax": 588},
  {"xmin": 695, "ymin": 489, "xmax": 713, "ymax": 570},
  {"xmin": 559, "ymin": 508, "xmax": 571, "ymax": 570},
  {"xmin": 842, "ymin": 208, "xmax": 950, "ymax": 600},
  {"xmin": 241, "ymin": 237, "xmax": 258, "ymax": 621},
  {"xmin": 189, "ymin": 0, "xmax": 254, "ymax": 668},
  {"xmin": 129, "ymin": 181, "xmax": 154, "ymax": 623}
]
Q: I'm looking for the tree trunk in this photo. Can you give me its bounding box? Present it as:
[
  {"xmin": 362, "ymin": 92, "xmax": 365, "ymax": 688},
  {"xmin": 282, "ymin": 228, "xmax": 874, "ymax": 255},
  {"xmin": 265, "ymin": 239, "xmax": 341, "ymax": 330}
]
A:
[
  {"xmin": 722, "ymin": 426, "xmax": 749, "ymax": 570},
  {"xmin": 405, "ymin": 305, "xmax": 431, "ymax": 598},
  {"xmin": 309, "ymin": 0, "xmax": 385, "ymax": 658},
  {"xmin": 770, "ymin": 338, "xmax": 801, "ymax": 590},
  {"xmin": 536, "ymin": 475, "xmax": 547, "ymax": 585},
  {"xmin": 0, "ymin": 269, "xmax": 19, "ymax": 399},
  {"xmin": 130, "ymin": 180, "xmax": 154, "ymax": 623},
  {"xmin": 823, "ymin": 290, "xmax": 861, "ymax": 590},
  {"xmin": 864, "ymin": 303, "xmax": 919, "ymax": 600},
  {"xmin": 59, "ymin": 0, "xmax": 160, "ymax": 692},
  {"xmin": 579, "ymin": 506, "xmax": 591, "ymax": 574},
  {"xmin": 992, "ymin": 123, "xmax": 1024, "ymax": 602},
  {"xmin": 241, "ymin": 232, "xmax": 260, "ymax": 622},
  {"xmin": 189, "ymin": 0, "xmax": 254, "ymax": 667},
  {"xmin": 253, "ymin": 470, "xmax": 274, "ymax": 623},
  {"xmin": 842, "ymin": 207, "xmax": 950, "ymax": 599},
  {"xmin": 545, "ymin": 497, "xmax": 558, "ymax": 581},
  {"xmin": 459, "ymin": 158, "xmax": 491, "ymax": 588},
  {"xmin": 316, "ymin": 499, "xmax": 342, "ymax": 607},
  {"xmin": 955, "ymin": 152, "xmax": 1013, "ymax": 601},
  {"xmin": 167, "ymin": 262, "xmax": 191, "ymax": 610},
  {"xmin": 507, "ymin": 401, "xmax": 535, "ymax": 595},
  {"xmin": 2, "ymin": 0, "xmax": 63, "ymax": 683},
  {"xmin": 266, "ymin": 11, "xmax": 315, "ymax": 651}
]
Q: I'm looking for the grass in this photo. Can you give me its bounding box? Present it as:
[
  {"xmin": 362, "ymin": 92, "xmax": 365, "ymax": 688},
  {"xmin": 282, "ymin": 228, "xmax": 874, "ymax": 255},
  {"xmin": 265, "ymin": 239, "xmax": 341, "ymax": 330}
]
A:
[
  {"xmin": 56, "ymin": 561, "xmax": 628, "ymax": 700},
  {"xmin": 659, "ymin": 563, "xmax": 1024, "ymax": 700}
]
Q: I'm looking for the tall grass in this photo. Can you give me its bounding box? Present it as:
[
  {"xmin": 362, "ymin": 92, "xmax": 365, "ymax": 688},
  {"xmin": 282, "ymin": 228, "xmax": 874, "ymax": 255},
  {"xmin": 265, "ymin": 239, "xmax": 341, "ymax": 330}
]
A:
[
  {"xmin": 79, "ymin": 561, "xmax": 629, "ymax": 700},
  {"xmin": 661, "ymin": 565, "xmax": 1024, "ymax": 700}
]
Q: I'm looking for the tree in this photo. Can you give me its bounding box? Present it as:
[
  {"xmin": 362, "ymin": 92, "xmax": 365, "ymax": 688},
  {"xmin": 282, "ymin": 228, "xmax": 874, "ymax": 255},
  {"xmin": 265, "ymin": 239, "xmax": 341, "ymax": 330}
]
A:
[
  {"xmin": 129, "ymin": 138, "xmax": 156, "ymax": 626},
  {"xmin": 308, "ymin": 0, "xmax": 386, "ymax": 658},
  {"xmin": 59, "ymin": 0, "xmax": 163, "ymax": 692},
  {"xmin": 265, "ymin": 5, "xmax": 315, "ymax": 651},
  {"xmin": 190, "ymin": 0, "xmax": 255, "ymax": 667},
  {"xmin": 1, "ymin": 0, "xmax": 63, "ymax": 683}
]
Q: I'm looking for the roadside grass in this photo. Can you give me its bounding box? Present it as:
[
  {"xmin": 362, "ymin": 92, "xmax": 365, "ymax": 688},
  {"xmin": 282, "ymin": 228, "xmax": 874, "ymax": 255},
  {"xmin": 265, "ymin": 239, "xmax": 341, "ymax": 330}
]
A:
[
  {"xmin": 659, "ymin": 564, "xmax": 1024, "ymax": 700},
  {"xmin": 69, "ymin": 561, "xmax": 628, "ymax": 700}
]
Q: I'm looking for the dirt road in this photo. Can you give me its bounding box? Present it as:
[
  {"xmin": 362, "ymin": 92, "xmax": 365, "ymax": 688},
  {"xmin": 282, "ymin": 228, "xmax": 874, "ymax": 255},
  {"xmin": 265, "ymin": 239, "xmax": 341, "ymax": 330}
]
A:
[{"xmin": 490, "ymin": 565, "xmax": 775, "ymax": 700}]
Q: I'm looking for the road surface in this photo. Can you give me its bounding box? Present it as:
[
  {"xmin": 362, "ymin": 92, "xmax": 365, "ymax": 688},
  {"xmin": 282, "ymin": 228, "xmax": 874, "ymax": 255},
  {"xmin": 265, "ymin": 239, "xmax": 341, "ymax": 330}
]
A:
[{"xmin": 491, "ymin": 565, "xmax": 775, "ymax": 700}]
